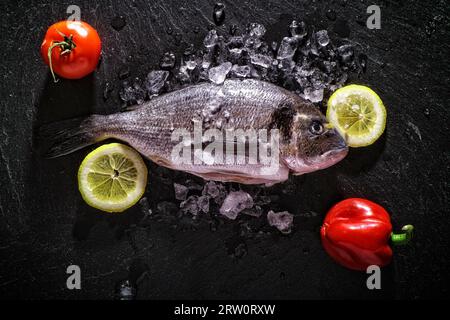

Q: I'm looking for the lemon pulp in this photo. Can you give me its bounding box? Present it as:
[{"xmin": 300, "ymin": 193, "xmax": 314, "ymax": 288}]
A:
[
  {"xmin": 327, "ymin": 85, "xmax": 386, "ymax": 147},
  {"xmin": 78, "ymin": 143, "xmax": 147, "ymax": 212}
]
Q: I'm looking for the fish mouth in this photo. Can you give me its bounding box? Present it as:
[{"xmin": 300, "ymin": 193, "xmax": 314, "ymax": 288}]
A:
[
  {"xmin": 321, "ymin": 146, "xmax": 348, "ymax": 167},
  {"xmin": 290, "ymin": 146, "xmax": 348, "ymax": 176}
]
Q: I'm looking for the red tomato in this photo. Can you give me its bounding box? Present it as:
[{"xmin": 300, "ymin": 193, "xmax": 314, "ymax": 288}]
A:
[{"xmin": 40, "ymin": 20, "xmax": 101, "ymax": 81}]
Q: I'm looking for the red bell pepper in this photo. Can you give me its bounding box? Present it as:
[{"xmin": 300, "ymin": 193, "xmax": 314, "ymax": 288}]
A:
[{"xmin": 320, "ymin": 198, "xmax": 413, "ymax": 271}]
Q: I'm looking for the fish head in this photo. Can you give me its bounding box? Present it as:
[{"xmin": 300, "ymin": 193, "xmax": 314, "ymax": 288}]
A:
[{"xmin": 281, "ymin": 104, "xmax": 348, "ymax": 175}]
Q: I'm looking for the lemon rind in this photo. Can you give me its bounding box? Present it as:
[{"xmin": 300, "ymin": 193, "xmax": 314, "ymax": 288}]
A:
[{"xmin": 78, "ymin": 143, "xmax": 148, "ymax": 213}]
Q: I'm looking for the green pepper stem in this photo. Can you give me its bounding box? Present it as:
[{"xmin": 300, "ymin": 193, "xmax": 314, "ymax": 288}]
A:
[{"xmin": 390, "ymin": 224, "xmax": 414, "ymax": 245}]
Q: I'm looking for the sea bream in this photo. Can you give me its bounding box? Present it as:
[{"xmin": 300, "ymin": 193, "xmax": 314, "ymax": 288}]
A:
[{"xmin": 43, "ymin": 79, "xmax": 348, "ymax": 185}]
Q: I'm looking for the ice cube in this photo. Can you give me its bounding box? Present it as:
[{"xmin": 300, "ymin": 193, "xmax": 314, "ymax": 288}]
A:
[
  {"xmin": 204, "ymin": 29, "xmax": 219, "ymax": 48},
  {"xmin": 228, "ymin": 48, "xmax": 243, "ymax": 61},
  {"xmin": 177, "ymin": 65, "xmax": 191, "ymax": 84},
  {"xmin": 202, "ymin": 181, "xmax": 227, "ymax": 204},
  {"xmin": 295, "ymin": 64, "xmax": 314, "ymax": 78},
  {"xmin": 202, "ymin": 49, "xmax": 214, "ymax": 69},
  {"xmin": 219, "ymin": 191, "xmax": 254, "ymax": 220},
  {"xmin": 139, "ymin": 197, "xmax": 152, "ymax": 215},
  {"xmin": 231, "ymin": 64, "xmax": 251, "ymax": 78},
  {"xmin": 215, "ymin": 36, "xmax": 229, "ymax": 64},
  {"xmin": 197, "ymin": 195, "xmax": 210, "ymax": 213},
  {"xmin": 160, "ymin": 52, "xmax": 176, "ymax": 69},
  {"xmin": 337, "ymin": 44, "xmax": 354, "ymax": 64},
  {"xmin": 289, "ymin": 20, "xmax": 307, "ymax": 38},
  {"xmin": 250, "ymin": 53, "xmax": 272, "ymax": 68},
  {"xmin": 248, "ymin": 23, "xmax": 266, "ymax": 38},
  {"xmin": 185, "ymin": 59, "xmax": 198, "ymax": 71},
  {"xmin": 278, "ymin": 58, "xmax": 296, "ymax": 74},
  {"xmin": 208, "ymin": 62, "xmax": 232, "ymax": 84},
  {"xmin": 318, "ymin": 60, "xmax": 334, "ymax": 74},
  {"xmin": 145, "ymin": 70, "xmax": 169, "ymax": 96},
  {"xmin": 277, "ymin": 37, "xmax": 297, "ymax": 60},
  {"xmin": 244, "ymin": 37, "xmax": 262, "ymax": 51},
  {"xmin": 173, "ymin": 183, "xmax": 189, "ymax": 201},
  {"xmin": 316, "ymin": 30, "xmax": 330, "ymax": 47},
  {"xmin": 302, "ymin": 87, "xmax": 324, "ymax": 103},
  {"xmin": 213, "ymin": 2, "xmax": 226, "ymax": 26},
  {"xmin": 119, "ymin": 79, "xmax": 146, "ymax": 105},
  {"xmin": 267, "ymin": 210, "xmax": 294, "ymax": 234},
  {"xmin": 116, "ymin": 280, "xmax": 136, "ymax": 300},
  {"xmin": 180, "ymin": 195, "xmax": 200, "ymax": 215},
  {"xmin": 309, "ymin": 69, "xmax": 328, "ymax": 89},
  {"xmin": 227, "ymin": 36, "xmax": 244, "ymax": 48}
]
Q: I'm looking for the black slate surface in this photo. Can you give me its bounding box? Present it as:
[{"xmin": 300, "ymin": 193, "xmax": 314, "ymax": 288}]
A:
[{"xmin": 0, "ymin": 0, "xmax": 449, "ymax": 299}]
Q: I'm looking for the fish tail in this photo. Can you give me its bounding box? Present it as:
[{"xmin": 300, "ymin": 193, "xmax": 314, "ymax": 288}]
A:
[{"xmin": 39, "ymin": 115, "xmax": 110, "ymax": 158}]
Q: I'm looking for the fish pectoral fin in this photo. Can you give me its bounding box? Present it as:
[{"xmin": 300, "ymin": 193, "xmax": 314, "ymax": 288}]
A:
[{"xmin": 149, "ymin": 155, "xmax": 173, "ymax": 168}]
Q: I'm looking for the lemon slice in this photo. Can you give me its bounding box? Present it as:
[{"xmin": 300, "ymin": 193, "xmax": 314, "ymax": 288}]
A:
[
  {"xmin": 327, "ymin": 85, "xmax": 386, "ymax": 147},
  {"xmin": 78, "ymin": 143, "xmax": 148, "ymax": 212}
]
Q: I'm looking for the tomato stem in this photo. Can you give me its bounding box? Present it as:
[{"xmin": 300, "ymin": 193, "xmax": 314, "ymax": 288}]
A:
[
  {"xmin": 47, "ymin": 31, "xmax": 76, "ymax": 83},
  {"xmin": 390, "ymin": 224, "xmax": 414, "ymax": 245}
]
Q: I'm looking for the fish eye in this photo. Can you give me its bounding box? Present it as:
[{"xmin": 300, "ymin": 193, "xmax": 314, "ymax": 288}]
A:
[{"xmin": 309, "ymin": 120, "xmax": 324, "ymax": 135}]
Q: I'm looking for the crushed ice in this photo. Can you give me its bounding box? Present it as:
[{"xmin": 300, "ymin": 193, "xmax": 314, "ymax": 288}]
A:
[
  {"xmin": 219, "ymin": 191, "xmax": 254, "ymax": 220},
  {"xmin": 119, "ymin": 19, "xmax": 363, "ymax": 106},
  {"xmin": 267, "ymin": 210, "xmax": 294, "ymax": 234}
]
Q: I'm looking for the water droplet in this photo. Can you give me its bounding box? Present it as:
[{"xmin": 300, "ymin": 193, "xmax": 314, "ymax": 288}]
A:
[
  {"xmin": 118, "ymin": 67, "xmax": 130, "ymax": 80},
  {"xmin": 213, "ymin": 2, "xmax": 226, "ymax": 26},
  {"xmin": 423, "ymin": 108, "xmax": 430, "ymax": 118},
  {"xmin": 111, "ymin": 16, "xmax": 126, "ymax": 31},
  {"xmin": 115, "ymin": 280, "xmax": 136, "ymax": 300},
  {"xmin": 193, "ymin": 26, "xmax": 200, "ymax": 34},
  {"xmin": 271, "ymin": 41, "xmax": 278, "ymax": 52},
  {"xmin": 358, "ymin": 53, "xmax": 368, "ymax": 73},
  {"xmin": 174, "ymin": 32, "xmax": 182, "ymax": 44},
  {"xmin": 103, "ymin": 82, "xmax": 113, "ymax": 101},
  {"xmin": 326, "ymin": 9, "xmax": 337, "ymax": 21},
  {"xmin": 166, "ymin": 26, "xmax": 173, "ymax": 35},
  {"xmin": 231, "ymin": 242, "xmax": 247, "ymax": 259}
]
